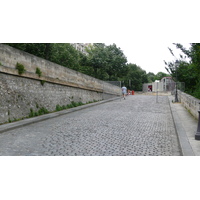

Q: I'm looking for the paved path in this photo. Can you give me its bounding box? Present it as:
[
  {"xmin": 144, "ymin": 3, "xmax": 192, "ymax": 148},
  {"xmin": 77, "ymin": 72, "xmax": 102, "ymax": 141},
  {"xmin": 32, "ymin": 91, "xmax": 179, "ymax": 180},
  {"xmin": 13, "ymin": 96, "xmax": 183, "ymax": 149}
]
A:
[
  {"xmin": 168, "ymin": 95, "xmax": 200, "ymax": 155},
  {"xmin": 0, "ymin": 95, "xmax": 181, "ymax": 156}
]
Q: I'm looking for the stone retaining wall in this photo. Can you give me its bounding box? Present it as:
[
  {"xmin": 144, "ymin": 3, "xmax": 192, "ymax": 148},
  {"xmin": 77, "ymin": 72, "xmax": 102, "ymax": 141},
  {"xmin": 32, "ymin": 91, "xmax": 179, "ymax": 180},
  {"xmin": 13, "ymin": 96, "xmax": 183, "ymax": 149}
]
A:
[
  {"xmin": 0, "ymin": 44, "xmax": 121, "ymax": 124},
  {"xmin": 178, "ymin": 90, "xmax": 200, "ymax": 119}
]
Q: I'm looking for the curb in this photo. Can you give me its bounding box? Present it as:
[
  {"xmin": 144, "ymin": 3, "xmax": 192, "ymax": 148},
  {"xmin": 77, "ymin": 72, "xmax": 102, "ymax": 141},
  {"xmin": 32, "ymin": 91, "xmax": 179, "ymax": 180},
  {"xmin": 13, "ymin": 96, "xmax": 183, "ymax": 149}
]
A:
[
  {"xmin": 168, "ymin": 96, "xmax": 195, "ymax": 156},
  {"xmin": 0, "ymin": 97, "xmax": 120, "ymax": 134}
]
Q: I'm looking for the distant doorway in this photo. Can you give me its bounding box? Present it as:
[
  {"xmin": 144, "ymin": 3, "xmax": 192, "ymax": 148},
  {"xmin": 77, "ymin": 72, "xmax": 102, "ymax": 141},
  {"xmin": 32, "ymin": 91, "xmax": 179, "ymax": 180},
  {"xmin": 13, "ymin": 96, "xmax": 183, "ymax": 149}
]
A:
[{"xmin": 148, "ymin": 85, "xmax": 152, "ymax": 92}]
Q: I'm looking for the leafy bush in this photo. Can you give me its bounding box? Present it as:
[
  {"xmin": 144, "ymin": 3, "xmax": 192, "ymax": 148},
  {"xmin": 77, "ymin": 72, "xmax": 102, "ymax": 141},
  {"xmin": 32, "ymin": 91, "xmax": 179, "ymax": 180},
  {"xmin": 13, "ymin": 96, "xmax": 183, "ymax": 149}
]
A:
[
  {"xmin": 67, "ymin": 104, "xmax": 73, "ymax": 108},
  {"xmin": 38, "ymin": 107, "xmax": 49, "ymax": 115},
  {"xmin": 16, "ymin": 62, "xmax": 26, "ymax": 75},
  {"xmin": 71, "ymin": 101, "xmax": 78, "ymax": 107},
  {"xmin": 29, "ymin": 107, "xmax": 49, "ymax": 117},
  {"xmin": 62, "ymin": 105, "xmax": 67, "ymax": 109},
  {"xmin": 77, "ymin": 101, "xmax": 84, "ymax": 106},
  {"xmin": 56, "ymin": 105, "xmax": 62, "ymax": 111},
  {"xmin": 40, "ymin": 80, "xmax": 45, "ymax": 85},
  {"xmin": 36, "ymin": 67, "xmax": 42, "ymax": 77},
  {"xmin": 29, "ymin": 108, "xmax": 34, "ymax": 117}
]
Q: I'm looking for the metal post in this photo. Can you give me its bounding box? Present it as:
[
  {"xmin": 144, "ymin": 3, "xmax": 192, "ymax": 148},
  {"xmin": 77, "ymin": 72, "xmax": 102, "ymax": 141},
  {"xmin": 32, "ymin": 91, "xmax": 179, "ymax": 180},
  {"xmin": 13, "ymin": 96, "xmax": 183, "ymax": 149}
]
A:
[
  {"xmin": 156, "ymin": 82, "xmax": 158, "ymax": 103},
  {"xmin": 195, "ymin": 103, "xmax": 200, "ymax": 140},
  {"xmin": 120, "ymin": 81, "xmax": 122, "ymax": 101},
  {"xmin": 155, "ymin": 80, "xmax": 159, "ymax": 103},
  {"xmin": 175, "ymin": 82, "xmax": 179, "ymax": 102},
  {"xmin": 174, "ymin": 60, "xmax": 179, "ymax": 102}
]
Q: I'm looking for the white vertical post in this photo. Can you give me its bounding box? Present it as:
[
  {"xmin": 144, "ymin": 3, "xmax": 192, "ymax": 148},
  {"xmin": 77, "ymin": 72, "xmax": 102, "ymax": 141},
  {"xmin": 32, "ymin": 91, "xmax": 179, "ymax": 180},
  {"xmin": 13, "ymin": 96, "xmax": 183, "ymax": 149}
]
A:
[{"xmin": 155, "ymin": 80, "xmax": 159, "ymax": 103}]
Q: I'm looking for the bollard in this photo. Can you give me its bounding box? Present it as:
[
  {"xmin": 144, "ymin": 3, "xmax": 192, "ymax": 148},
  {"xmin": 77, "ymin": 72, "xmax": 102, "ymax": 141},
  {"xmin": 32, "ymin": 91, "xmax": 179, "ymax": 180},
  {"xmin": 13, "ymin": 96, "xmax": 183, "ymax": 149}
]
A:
[{"xmin": 195, "ymin": 103, "xmax": 200, "ymax": 140}]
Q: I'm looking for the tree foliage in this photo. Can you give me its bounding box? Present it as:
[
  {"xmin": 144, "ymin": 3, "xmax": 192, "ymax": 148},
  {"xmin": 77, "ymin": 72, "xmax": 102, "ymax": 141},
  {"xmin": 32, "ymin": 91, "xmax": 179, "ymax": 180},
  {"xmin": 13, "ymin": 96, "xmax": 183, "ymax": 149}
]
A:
[
  {"xmin": 50, "ymin": 43, "xmax": 80, "ymax": 71},
  {"xmin": 105, "ymin": 44, "xmax": 128, "ymax": 80},
  {"xmin": 164, "ymin": 43, "xmax": 200, "ymax": 99},
  {"xmin": 147, "ymin": 72, "xmax": 156, "ymax": 82},
  {"xmin": 123, "ymin": 64, "xmax": 148, "ymax": 90},
  {"xmin": 84, "ymin": 43, "xmax": 128, "ymax": 80},
  {"xmin": 84, "ymin": 43, "xmax": 108, "ymax": 79},
  {"xmin": 146, "ymin": 71, "xmax": 169, "ymax": 83},
  {"xmin": 6, "ymin": 43, "xmax": 53, "ymax": 60}
]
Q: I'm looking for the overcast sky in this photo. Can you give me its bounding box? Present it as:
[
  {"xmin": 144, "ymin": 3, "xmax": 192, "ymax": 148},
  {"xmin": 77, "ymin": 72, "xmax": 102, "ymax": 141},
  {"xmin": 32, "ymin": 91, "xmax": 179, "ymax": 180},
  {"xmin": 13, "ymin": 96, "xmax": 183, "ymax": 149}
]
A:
[
  {"xmin": 2, "ymin": 1, "xmax": 195, "ymax": 76},
  {"xmin": 106, "ymin": 42, "xmax": 191, "ymax": 74},
  {"xmin": 106, "ymin": 41, "xmax": 190, "ymax": 74}
]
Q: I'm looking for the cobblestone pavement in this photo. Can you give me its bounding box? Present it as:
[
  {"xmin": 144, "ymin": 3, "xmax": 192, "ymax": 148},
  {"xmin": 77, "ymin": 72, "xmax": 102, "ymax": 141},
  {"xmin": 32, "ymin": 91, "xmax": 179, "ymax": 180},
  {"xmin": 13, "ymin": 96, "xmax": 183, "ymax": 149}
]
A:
[{"xmin": 0, "ymin": 95, "xmax": 181, "ymax": 156}]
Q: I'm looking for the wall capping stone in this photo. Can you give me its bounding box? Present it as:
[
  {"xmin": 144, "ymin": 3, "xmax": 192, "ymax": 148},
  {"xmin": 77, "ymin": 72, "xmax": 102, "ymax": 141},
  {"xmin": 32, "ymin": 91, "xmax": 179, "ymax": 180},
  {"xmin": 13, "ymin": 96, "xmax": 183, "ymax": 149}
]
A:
[{"xmin": 0, "ymin": 65, "xmax": 103, "ymax": 93}]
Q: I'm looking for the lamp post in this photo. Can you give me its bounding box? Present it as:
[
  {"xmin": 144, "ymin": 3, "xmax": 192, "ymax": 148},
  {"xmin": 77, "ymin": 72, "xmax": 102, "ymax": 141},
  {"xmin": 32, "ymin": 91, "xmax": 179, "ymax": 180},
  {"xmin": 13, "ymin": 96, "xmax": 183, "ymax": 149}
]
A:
[
  {"xmin": 174, "ymin": 60, "xmax": 179, "ymax": 102},
  {"xmin": 155, "ymin": 80, "xmax": 159, "ymax": 103},
  {"xmin": 195, "ymin": 103, "xmax": 200, "ymax": 140}
]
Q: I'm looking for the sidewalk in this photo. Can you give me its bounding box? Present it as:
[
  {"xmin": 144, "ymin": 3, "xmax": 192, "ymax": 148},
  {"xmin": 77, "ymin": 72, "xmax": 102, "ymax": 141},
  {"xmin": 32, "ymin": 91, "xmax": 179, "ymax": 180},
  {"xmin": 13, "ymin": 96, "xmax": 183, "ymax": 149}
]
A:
[{"xmin": 168, "ymin": 95, "xmax": 200, "ymax": 156}]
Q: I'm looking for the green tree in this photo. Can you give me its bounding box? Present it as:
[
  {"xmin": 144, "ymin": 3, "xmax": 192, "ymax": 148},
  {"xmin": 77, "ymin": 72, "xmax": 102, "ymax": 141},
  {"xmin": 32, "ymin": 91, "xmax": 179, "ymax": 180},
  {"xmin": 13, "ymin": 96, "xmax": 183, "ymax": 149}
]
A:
[
  {"xmin": 50, "ymin": 43, "xmax": 80, "ymax": 71},
  {"xmin": 124, "ymin": 63, "xmax": 148, "ymax": 90},
  {"xmin": 78, "ymin": 52, "xmax": 94, "ymax": 76},
  {"xmin": 155, "ymin": 72, "xmax": 170, "ymax": 80},
  {"xmin": 6, "ymin": 43, "xmax": 53, "ymax": 60},
  {"xmin": 164, "ymin": 43, "xmax": 200, "ymax": 99},
  {"xmin": 85, "ymin": 43, "xmax": 108, "ymax": 79},
  {"xmin": 147, "ymin": 72, "xmax": 156, "ymax": 82},
  {"xmin": 85, "ymin": 43, "xmax": 128, "ymax": 80},
  {"xmin": 105, "ymin": 44, "xmax": 128, "ymax": 80}
]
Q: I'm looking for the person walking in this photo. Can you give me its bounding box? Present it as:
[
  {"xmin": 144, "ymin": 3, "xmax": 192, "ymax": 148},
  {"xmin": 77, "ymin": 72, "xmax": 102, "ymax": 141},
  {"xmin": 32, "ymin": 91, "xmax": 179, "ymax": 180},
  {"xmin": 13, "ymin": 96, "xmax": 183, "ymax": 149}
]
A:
[{"xmin": 122, "ymin": 85, "xmax": 127, "ymax": 100}]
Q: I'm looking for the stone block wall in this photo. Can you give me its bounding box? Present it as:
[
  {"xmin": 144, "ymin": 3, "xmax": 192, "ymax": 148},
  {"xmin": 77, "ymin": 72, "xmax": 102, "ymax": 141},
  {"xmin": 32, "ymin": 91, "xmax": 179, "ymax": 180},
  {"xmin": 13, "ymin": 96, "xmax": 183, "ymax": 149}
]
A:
[
  {"xmin": 178, "ymin": 90, "xmax": 200, "ymax": 119},
  {"xmin": 0, "ymin": 44, "xmax": 121, "ymax": 124}
]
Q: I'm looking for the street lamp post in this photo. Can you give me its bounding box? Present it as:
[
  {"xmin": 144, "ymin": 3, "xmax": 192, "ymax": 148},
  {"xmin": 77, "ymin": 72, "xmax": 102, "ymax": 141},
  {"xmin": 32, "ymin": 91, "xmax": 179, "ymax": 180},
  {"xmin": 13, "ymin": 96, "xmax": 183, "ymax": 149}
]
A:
[
  {"xmin": 174, "ymin": 60, "xmax": 179, "ymax": 102},
  {"xmin": 195, "ymin": 103, "xmax": 200, "ymax": 140}
]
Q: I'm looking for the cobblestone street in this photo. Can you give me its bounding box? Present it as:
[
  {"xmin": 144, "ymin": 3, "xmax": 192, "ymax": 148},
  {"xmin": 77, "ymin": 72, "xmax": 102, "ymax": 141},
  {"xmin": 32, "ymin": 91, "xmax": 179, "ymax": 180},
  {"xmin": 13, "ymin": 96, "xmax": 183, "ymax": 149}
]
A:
[{"xmin": 0, "ymin": 95, "xmax": 181, "ymax": 156}]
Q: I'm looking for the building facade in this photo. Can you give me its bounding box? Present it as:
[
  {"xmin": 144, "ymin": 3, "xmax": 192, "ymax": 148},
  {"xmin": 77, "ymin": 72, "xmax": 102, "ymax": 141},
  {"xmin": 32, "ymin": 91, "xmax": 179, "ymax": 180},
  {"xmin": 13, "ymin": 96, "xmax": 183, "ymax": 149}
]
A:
[
  {"xmin": 71, "ymin": 43, "xmax": 93, "ymax": 55},
  {"xmin": 160, "ymin": 77, "xmax": 175, "ymax": 91},
  {"xmin": 143, "ymin": 77, "xmax": 175, "ymax": 92}
]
